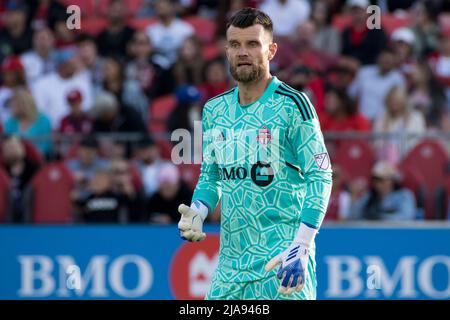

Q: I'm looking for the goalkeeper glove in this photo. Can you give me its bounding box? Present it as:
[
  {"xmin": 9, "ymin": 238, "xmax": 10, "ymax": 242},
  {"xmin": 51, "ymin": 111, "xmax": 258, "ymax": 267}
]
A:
[
  {"xmin": 264, "ymin": 222, "xmax": 317, "ymax": 295},
  {"xmin": 178, "ymin": 200, "xmax": 208, "ymax": 242}
]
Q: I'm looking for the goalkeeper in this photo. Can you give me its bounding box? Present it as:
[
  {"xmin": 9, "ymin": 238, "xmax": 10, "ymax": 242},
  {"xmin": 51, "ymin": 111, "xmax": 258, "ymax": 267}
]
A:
[{"xmin": 178, "ymin": 8, "xmax": 332, "ymax": 300}]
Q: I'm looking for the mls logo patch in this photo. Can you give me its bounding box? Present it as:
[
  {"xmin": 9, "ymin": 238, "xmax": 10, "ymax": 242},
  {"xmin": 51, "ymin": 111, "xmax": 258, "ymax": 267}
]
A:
[{"xmin": 314, "ymin": 153, "xmax": 330, "ymax": 170}]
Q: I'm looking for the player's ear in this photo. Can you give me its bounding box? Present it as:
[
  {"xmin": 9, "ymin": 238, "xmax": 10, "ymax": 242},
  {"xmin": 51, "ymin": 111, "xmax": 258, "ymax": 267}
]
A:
[{"xmin": 268, "ymin": 42, "xmax": 277, "ymax": 61}]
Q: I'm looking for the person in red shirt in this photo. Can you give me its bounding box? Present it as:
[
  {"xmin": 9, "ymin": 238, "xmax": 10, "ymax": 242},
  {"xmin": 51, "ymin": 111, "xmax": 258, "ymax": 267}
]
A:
[
  {"xmin": 59, "ymin": 89, "xmax": 92, "ymax": 135},
  {"xmin": 320, "ymin": 86, "xmax": 371, "ymax": 132},
  {"xmin": 199, "ymin": 58, "xmax": 231, "ymax": 102}
]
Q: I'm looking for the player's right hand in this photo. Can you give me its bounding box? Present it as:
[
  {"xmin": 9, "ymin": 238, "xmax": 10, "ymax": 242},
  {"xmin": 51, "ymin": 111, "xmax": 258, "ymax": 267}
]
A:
[{"xmin": 178, "ymin": 203, "xmax": 206, "ymax": 242}]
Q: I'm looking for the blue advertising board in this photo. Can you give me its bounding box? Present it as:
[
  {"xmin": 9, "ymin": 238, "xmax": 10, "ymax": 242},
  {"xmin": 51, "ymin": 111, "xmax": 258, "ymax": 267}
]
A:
[{"xmin": 0, "ymin": 225, "xmax": 449, "ymax": 299}]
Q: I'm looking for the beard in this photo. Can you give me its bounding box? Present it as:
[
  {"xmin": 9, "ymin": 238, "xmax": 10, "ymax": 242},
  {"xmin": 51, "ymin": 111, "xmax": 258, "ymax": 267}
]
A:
[{"xmin": 229, "ymin": 62, "xmax": 264, "ymax": 83}]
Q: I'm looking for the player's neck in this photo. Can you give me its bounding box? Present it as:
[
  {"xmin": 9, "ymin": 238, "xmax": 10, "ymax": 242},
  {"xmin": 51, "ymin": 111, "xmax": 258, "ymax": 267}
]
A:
[{"xmin": 237, "ymin": 75, "xmax": 273, "ymax": 105}]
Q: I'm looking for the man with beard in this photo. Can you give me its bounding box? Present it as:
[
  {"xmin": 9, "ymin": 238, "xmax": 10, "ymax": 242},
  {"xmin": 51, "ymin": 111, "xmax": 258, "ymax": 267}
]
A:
[{"xmin": 176, "ymin": 8, "xmax": 332, "ymax": 300}]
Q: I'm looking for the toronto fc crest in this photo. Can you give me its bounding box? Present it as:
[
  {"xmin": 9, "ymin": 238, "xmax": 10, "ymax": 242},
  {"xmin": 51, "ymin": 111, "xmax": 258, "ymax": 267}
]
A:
[{"xmin": 257, "ymin": 126, "xmax": 271, "ymax": 145}]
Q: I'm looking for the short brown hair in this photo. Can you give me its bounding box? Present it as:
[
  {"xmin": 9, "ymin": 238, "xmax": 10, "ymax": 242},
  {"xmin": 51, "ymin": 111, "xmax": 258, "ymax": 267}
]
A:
[{"xmin": 226, "ymin": 7, "xmax": 273, "ymax": 38}]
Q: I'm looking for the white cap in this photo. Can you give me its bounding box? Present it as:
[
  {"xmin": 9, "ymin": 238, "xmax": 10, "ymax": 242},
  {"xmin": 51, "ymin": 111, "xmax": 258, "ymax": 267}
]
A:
[
  {"xmin": 372, "ymin": 161, "xmax": 398, "ymax": 179},
  {"xmin": 347, "ymin": 0, "xmax": 369, "ymax": 9},
  {"xmin": 391, "ymin": 27, "xmax": 415, "ymax": 45},
  {"xmin": 158, "ymin": 162, "xmax": 180, "ymax": 184}
]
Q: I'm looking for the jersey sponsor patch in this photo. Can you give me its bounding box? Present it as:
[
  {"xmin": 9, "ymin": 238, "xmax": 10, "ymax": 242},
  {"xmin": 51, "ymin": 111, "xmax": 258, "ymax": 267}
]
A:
[{"xmin": 314, "ymin": 153, "xmax": 330, "ymax": 170}]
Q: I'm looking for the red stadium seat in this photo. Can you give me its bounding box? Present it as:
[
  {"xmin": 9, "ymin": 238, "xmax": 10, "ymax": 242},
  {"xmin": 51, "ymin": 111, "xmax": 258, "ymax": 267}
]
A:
[
  {"xmin": 202, "ymin": 42, "xmax": 221, "ymax": 61},
  {"xmin": 80, "ymin": 18, "xmax": 108, "ymax": 35},
  {"xmin": 183, "ymin": 16, "xmax": 217, "ymax": 43},
  {"xmin": 402, "ymin": 139, "xmax": 450, "ymax": 219},
  {"xmin": 0, "ymin": 168, "xmax": 10, "ymax": 223},
  {"xmin": 29, "ymin": 162, "xmax": 75, "ymax": 223},
  {"xmin": 148, "ymin": 94, "xmax": 178, "ymax": 134},
  {"xmin": 332, "ymin": 139, "xmax": 376, "ymax": 186},
  {"xmin": 381, "ymin": 14, "xmax": 413, "ymax": 35},
  {"xmin": 129, "ymin": 17, "xmax": 158, "ymax": 31},
  {"xmin": 332, "ymin": 14, "xmax": 352, "ymax": 32},
  {"xmin": 60, "ymin": 0, "xmax": 97, "ymax": 17}
]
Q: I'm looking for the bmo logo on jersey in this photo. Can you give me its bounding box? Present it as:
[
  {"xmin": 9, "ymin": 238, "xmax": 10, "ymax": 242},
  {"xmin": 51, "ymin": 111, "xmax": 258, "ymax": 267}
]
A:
[
  {"xmin": 323, "ymin": 255, "xmax": 450, "ymax": 299},
  {"xmin": 170, "ymin": 234, "xmax": 219, "ymax": 299},
  {"xmin": 219, "ymin": 162, "xmax": 274, "ymax": 187}
]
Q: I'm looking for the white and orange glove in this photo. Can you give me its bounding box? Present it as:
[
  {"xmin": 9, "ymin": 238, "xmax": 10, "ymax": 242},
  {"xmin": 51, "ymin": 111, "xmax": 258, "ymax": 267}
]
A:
[
  {"xmin": 178, "ymin": 200, "xmax": 209, "ymax": 242},
  {"xmin": 265, "ymin": 222, "xmax": 317, "ymax": 295}
]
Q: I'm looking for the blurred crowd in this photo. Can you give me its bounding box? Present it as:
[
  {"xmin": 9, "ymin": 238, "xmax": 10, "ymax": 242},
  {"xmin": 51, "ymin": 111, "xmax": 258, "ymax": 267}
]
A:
[{"xmin": 1, "ymin": 0, "xmax": 450, "ymax": 224}]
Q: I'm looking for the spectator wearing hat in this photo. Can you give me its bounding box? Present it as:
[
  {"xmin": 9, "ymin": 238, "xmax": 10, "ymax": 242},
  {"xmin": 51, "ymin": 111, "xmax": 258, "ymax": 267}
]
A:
[
  {"xmin": 391, "ymin": 27, "xmax": 417, "ymax": 78},
  {"xmin": 0, "ymin": 55, "xmax": 27, "ymax": 123},
  {"xmin": 59, "ymin": 89, "xmax": 92, "ymax": 135},
  {"xmin": 20, "ymin": 26, "xmax": 57, "ymax": 84},
  {"xmin": 147, "ymin": 162, "xmax": 193, "ymax": 223},
  {"xmin": 91, "ymin": 91, "xmax": 147, "ymax": 135},
  {"xmin": 4, "ymin": 87, "xmax": 52, "ymax": 157},
  {"xmin": 168, "ymin": 84, "xmax": 203, "ymax": 134},
  {"xmin": 0, "ymin": 1, "xmax": 32, "ymax": 60},
  {"xmin": 96, "ymin": 0, "xmax": 136, "ymax": 59},
  {"xmin": 349, "ymin": 161, "xmax": 417, "ymax": 220},
  {"xmin": 341, "ymin": 0, "xmax": 388, "ymax": 65},
  {"xmin": 31, "ymin": 47, "xmax": 94, "ymax": 129}
]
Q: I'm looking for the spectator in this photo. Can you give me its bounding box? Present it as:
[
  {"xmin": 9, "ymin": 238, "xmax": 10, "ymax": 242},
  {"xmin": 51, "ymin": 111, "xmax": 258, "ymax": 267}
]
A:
[
  {"xmin": 320, "ymin": 86, "xmax": 371, "ymax": 132},
  {"xmin": 428, "ymin": 29, "xmax": 450, "ymax": 103},
  {"xmin": 100, "ymin": 56, "xmax": 149, "ymax": 121},
  {"xmin": 341, "ymin": 0, "xmax": 388, "ymax": 65},
  {"xmin": 410, "ymin": 0, "xmax": 440, "ymax": 59},
  {"xmin": 75, "ymin": 34, "xmax": 105, "ymax": 89},
  {"xmin": 168, "ymin": 85, "xmax": 203, "ymax": 133},
  {"xmin": 133, "ymin": 136, "xmax": 164, "ymax": 198},
  {"xmin": 27, "ymin": 0, "xmax": 68, "ymax": 31},
  {"xmin": 59, "ymin": 89, "xmax": 92, "ymax": 135},
  {"xmin": 146, "ymin": 0, "xmax": 195, "ymax": 69},
  {"xmin": 147, "ymin": 162, "xmax": 193, "ymax": 223},
  {"xmin": 126, "ymin": 31, "xmax": 174, "ymax": 100},
  {"xmin": 109, "ymin": 159, "xmax": 146, "ymax": 222},
  {"xmin": 73, "ymin": 168, "xmax": 128, "ymax": 223},
  {"xmin": 259, "ymin": 0, "xmax": 311, "ymax": 39},
  {"xmin": 53, "ymin": 18, "xmax": 77, "ymax": 48},
  {"xmin": 66, "ymin": 136, "xmax": 109, "ymax": 197},
  {"xmin": 324, "ymin": 164, "xmax": 351, "ymax": 221},
  {"xmin": 0, "ymin": 1, "xmax": 32, "ymax": 60},
  {"xmin": 20, "ymin": 26, "xmax": 57, "ymax": 83},
  {"xmin": 31, "ymin": 47, "xmax": 93, "ymax": 129},
  {"xmin": 311, "ymin": 0, "xmax": 341, "ymax": 56},
  {"xmin": 4, "ymin": 87, "xmax": 52, "ymax": 156},
  {"xmin": 349, "ymin": 161, "xmax": 417, "ymax": 220},
  {"xmin": 0, "ymin": 55, "xmax": 27, "ymax": 123},
  {"xmin": 326, "ymin": 56, "xmax": 360, "ymax": 91},
  {"xmin": 1, "ymin": 135, "xmax": 39, "ymax": 223},
  {"xmin": 173, "ymin": 36, "xmax": 206, "ymax": 86},
  {"xmin": 96, "ymin": 0, "xmax": 135, "ymax": 58},
  {"xmin": 391, "ymin": 27, "xmax": 417, "ymax": 77},
  {"xmin": 409, "ymin": 62, "xmax": 447, "ymax": 128},
  {"xmin": 91, "ymin": 90, "xmax": 147, "ymax": 135},
  {"xmin": 199, "ymin": 58, "xmax": 231, "ymax": 102},
  {"xmin": 373, "ymin": 86, "xmax": 426, "ymax": 164},
  {"xmin": 348, "ymin": 48, "xmax": 406, "ymax": 121}
]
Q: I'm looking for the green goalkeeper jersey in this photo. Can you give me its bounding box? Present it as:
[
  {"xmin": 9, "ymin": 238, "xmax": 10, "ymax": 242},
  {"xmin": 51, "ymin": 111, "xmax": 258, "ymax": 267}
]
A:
[{"xmin": 192, "ymin": 76, "xmax": 332, "ymax": 283}]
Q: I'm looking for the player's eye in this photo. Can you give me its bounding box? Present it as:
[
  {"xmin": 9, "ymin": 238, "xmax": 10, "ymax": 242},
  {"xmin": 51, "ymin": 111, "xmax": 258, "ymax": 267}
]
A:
[
  {"xmin": 230, "ymin": 42, "xmax": 239, "ymax": 49},
  {"xmin": 248, "ymin": 41, "xmax": 259, "ymax": 48}
]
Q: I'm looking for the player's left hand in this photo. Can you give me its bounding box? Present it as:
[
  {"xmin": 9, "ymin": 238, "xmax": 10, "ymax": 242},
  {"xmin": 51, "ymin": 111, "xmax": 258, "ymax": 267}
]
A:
[{"xmin": 264, "ymin": 242, "xmax": 310, "ymax": 295}]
